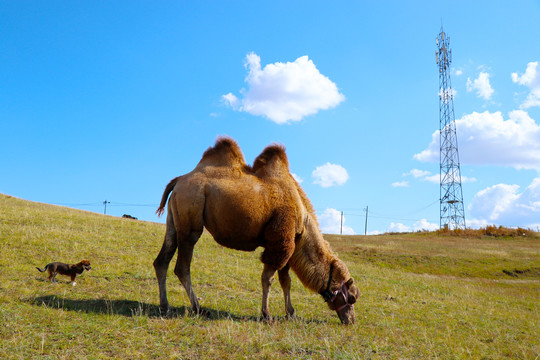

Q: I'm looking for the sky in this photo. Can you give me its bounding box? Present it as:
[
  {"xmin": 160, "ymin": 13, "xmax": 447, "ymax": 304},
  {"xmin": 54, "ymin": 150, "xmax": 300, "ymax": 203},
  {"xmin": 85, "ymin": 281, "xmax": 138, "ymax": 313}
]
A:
[{"xmin": 1, "ymin": 1, "xmax": 539, "ymax": 235}]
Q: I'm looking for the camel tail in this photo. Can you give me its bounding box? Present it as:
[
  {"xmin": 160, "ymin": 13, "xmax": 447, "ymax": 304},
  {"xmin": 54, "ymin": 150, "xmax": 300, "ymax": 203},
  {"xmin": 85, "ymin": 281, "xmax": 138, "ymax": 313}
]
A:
[
  {"xmin": 156, "ymin": 176, "xmax": 180, "ymax": 217},
  {"xmin": 36, "ymin": 265, "xmax": 48, "ymax": 272}
]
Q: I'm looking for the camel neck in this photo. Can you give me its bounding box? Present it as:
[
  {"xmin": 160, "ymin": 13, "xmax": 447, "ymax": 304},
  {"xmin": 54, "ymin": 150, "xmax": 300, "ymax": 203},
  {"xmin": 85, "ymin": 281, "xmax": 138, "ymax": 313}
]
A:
[{"xmin": 288, "ymin": 217, "xmax": 334, "ymax": 293}]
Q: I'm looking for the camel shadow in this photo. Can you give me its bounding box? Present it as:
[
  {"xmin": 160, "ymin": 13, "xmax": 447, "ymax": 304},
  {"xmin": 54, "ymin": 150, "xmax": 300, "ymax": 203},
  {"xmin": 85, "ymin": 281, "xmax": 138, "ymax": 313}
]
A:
[
  {"xmin": 28, "ymin": 295, "xmax": 319, "ymax": 323},
  {"xmin": 29, "ymin": 295, "xmax": 170, "ymax": 318}
]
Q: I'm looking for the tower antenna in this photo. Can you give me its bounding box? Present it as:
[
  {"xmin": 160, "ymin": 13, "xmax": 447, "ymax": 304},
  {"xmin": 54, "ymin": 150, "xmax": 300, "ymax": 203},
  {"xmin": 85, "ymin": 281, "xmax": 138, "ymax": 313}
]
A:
[{"xmin": 436, "ymin": 27, "xmax": 466, "ymax": 230}]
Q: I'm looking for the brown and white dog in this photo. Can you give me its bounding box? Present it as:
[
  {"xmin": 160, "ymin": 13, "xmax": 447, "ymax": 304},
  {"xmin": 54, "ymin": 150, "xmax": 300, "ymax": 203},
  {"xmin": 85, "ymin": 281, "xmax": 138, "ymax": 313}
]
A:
[{"xmin": 36, "ymin": 260, "xmax": 91, "ymax": 285}]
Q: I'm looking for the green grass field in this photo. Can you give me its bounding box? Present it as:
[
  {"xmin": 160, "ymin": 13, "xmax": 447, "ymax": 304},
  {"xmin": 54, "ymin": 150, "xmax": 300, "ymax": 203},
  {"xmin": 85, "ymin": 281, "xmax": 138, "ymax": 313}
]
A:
[{"xmin": 1, "ymin": 193, "xmax": 539, "ymax": 359}]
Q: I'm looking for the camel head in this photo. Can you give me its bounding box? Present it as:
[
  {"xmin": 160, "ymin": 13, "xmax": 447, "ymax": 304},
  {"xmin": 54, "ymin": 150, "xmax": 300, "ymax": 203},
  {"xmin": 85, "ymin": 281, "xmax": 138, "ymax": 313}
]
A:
[{"xmin": 326, "ymin": 278, "xmax": 359, "ymax": 325}]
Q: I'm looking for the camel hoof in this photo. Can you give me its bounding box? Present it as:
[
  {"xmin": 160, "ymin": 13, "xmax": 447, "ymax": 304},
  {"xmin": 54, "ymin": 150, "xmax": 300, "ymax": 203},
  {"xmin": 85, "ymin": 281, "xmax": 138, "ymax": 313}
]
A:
[
  {"xmin": 261, "ymin": 311, "xmax": 274, "ymax": 323},
  {"xmin": 191, "ymin": 306, "xmax": 208, "ymax": 317},
  {"xmin": 159, "ymin": 306, "xmax": 171, "ymax": 317},
  {"xmin": 286, "ymin": 311, "xmax": 296, "ymax": 320}
]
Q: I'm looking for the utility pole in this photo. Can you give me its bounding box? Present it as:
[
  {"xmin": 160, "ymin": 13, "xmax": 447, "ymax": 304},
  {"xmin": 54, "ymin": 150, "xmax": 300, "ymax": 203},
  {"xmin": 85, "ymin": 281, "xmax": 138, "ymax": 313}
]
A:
[
  {"xmin": 340, "ymin": 211, "xmax": 344, "ymax": 235},
  {"xmin": 103, "ymin": 200, "xmax": 110, "ymax": 215},
  {"xmin": 436, "ymin": 27, "xmax": 466, "ymax": 230},
  {"xmin": 364, "ymin": 206, "xmax": 368, "ymax": 235}
]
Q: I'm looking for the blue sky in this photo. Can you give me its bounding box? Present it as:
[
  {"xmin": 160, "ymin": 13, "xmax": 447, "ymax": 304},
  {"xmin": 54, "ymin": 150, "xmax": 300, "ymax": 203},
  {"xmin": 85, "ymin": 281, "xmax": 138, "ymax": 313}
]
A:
[{"xmin": 1, "ymin": 1, "xmax": 539, "ymax": 234}]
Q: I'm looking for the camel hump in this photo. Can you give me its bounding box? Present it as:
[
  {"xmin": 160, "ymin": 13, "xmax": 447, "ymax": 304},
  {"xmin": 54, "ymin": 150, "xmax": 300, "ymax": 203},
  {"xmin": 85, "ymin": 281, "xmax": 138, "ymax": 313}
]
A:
[
  {"xmin": 199, "ymin": 136, "xmax": 247, "ymax": 168},
  {"xmin": 254, "ymin": 143, "xmax": 318, "ymax": 224},
  {"xmin": 252, "ymin": 144, "xmax": 290, "ymax": 176}
]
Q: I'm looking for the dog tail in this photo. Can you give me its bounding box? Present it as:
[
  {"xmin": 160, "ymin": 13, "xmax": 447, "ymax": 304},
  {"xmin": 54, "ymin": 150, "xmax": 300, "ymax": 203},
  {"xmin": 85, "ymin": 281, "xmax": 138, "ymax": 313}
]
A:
[
  {"xmin": 36, "ymin": 265, "xmax": 49, "ymax": 272},
  {"xmin": 156, "ymin": 176, "xmax": 181, "ymax": 217}
]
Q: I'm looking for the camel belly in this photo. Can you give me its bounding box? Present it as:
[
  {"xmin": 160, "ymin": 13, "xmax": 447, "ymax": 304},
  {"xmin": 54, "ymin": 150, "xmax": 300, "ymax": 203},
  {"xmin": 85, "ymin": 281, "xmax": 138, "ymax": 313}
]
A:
[
  {"xmin": 210, "ymin": 234, "xmax": 262, "ymax": 251},
  {"xmin": 203, "ymin": 181, "xmax": 269, "ymax": 251},
  {"xmin": 204, "ymin": 208, "xmax": 267, "ymax": 251}
]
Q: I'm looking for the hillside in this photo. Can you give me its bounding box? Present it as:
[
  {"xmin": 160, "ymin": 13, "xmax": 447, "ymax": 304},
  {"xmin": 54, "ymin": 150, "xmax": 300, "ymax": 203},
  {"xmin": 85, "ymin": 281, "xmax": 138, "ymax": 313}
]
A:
[{"xmin": 0, "ymin": 194, "xmax": 538, "ymax": 359}]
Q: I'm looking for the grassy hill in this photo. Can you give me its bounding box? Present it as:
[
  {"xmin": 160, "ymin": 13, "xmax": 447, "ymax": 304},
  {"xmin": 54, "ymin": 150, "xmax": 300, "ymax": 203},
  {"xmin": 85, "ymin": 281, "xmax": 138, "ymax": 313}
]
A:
[{"xmin": 0, "ymin": 193, "xmax": 538, "ymax": 359}]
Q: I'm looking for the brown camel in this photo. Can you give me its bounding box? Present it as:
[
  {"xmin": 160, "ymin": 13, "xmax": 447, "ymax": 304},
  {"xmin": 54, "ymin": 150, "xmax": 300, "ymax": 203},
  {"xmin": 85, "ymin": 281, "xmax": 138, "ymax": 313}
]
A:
[{"xmin": 153, "ymin": 137, "xmax": 359, "ymax": 324}]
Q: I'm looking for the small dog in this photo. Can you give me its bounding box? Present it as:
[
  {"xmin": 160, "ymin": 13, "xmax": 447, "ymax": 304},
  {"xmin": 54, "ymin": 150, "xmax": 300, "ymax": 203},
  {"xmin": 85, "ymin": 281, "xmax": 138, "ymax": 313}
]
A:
[{"xmin": 36, "ymin": 259, "xmax": 91, "ymax": 285}]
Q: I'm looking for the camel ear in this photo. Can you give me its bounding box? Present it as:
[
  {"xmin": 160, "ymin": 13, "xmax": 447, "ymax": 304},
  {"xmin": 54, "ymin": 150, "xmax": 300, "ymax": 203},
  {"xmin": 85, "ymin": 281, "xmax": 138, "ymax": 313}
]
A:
[{"xmin": 346, "ymin": 279, "xmax": 359, "ymax": 304}]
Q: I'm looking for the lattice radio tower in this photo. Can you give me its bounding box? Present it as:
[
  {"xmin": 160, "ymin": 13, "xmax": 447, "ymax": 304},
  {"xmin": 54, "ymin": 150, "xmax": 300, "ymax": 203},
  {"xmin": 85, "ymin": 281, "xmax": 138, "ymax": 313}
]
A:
[{"xmin": 436, "ymin": 27, "xmax": 466, "ymax": 230}]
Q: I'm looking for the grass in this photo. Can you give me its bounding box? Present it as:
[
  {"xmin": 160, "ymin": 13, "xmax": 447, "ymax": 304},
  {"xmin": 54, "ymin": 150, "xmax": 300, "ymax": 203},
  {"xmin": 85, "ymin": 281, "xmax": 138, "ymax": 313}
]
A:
[{"xmin": 0, "ymin": 193, "xmax": 539, "ymax": 359}]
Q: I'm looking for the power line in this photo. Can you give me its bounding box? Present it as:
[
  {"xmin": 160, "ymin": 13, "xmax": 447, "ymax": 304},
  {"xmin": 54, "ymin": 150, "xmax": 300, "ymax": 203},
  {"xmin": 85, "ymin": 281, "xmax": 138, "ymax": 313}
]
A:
[
  {"xmin": 368, "ymin": 214, "xmax": 438, "ymax": 223},
  {"xmin": 54, "ymin": 200, "xmax": 439, "ymax": 225},
  {"xmin": 53, "ymin": 202, "xmax": 103, "ymax": 207},
  {"xmin": 54, "ymin": 201, "xmax": 158, "ymax": 207},
  {"xmin": 108, "ymin": 203, "xmax": 158, "ymax": 207},
  {"xmin": 316, "ymin": 198, "xmax": 439, "ymax": 223}
]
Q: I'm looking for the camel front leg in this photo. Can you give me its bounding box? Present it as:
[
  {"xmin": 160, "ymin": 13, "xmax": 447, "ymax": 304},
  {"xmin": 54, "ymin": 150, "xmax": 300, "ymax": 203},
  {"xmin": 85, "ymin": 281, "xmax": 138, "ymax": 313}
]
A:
[
  {"xmin": 261, "ymin": 264, "xmax": 277, "ymax": 321},
  {"xmin": 278, "ymin": 264, "xmax": 295, "ymax": 318},
  {"xmin": 260, "ymin": 212, "xmax": 296, "ymax": 321}
]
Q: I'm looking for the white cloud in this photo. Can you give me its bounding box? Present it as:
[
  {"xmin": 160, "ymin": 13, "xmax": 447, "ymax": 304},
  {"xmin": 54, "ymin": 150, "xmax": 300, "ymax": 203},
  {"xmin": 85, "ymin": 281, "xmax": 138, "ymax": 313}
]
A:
[
  {"xmin": 466, "ymin": 218, "xmax": 489, "ymax": 229},
  {"xmin": 468, "ymin": 178, "xmax": 540, "ymax": 228},
  {"xmin": 386, "ymin": 222, "xmax": 410, "ymax": 233},
  {"xmin": 222, "ymin": 93, "xmax": 240, "ymax": 109},
  {"xmin": 386, "ymin": 219, "xmax": 439, "ymax": 233},
  {"xmin": 291, "ymin": 173, "xmax": 303, "ymax": 184},
  {"xmin": 222, "ymin": 52, "xmax": 345, "ymax": 124},
  {"xmin": 312, "ymin": 163, "xmax": 349, "ymax": 187},
  {"xmin": 414, "ymin": 110, "xmax": 540, "ymax": 171},
  {"xmin": 398, "ymin": 169, "xmax": 475, "ymax": 186},
  {"xmin": 455, "ymin": 69, "xmax": 463, "ymax": 76},
  {"xmin": 392, "ymin": 181, "xmax": 409, "ymax": 188},
  {"xmin": 512, "ymin": 61, "xmax": 540, "ymax": 109},
  {"xmin": 469, "ymin": 184, "xmax": 520, "ymax": 222},
  {"xmin": 405, "ymin": 169, "xmax": 430, "ymax": 178},
  {"xmin": 422, "ymin": 174, "xmax": 440, "ymax": 184},
  {"xmin": 466, "ymin": 72, "xmax": 494, "ymax": 100},
  {"xmin": 318, "ymin": 208, "xmax": 355, "ymax": 235},
  {"xmin": 460, "ymin": 175, "xmax": 477, "ymax": 183},
  {"xmin": 422, "ymin": 174, "xmax": 476, "ymax": 184},
  {"xmin": 412, "ymin": 219, "xmax": 439, "ymax": 231}
]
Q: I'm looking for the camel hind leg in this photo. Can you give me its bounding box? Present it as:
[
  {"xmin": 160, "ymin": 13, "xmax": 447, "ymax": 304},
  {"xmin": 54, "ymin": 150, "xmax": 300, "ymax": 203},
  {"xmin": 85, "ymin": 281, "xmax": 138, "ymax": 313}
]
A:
[
  {"xmin": 168, "ymin": 188, "xmax": 205, "ymax": 315},
  {"xmin": 153, "ymin": 210, "xmax": 178, "ymax": 313},
  {"xmin": 174, "ymin": 230, "xmax": 203, "ymax": 314}
]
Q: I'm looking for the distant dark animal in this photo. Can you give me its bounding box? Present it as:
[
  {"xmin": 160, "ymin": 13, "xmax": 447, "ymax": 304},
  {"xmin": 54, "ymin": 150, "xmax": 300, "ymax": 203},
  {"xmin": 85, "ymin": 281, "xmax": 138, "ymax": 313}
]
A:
[
  {"xmin": 153, "ymin": 137, "xmax": 359, "ymax": 324},
  {"xmin": 122, "ymin": 214, "xmax": 138, "ymax": 220},
  {"xmin": 36, "ymin": 260, "xmax": 92, "ymax": 285}
]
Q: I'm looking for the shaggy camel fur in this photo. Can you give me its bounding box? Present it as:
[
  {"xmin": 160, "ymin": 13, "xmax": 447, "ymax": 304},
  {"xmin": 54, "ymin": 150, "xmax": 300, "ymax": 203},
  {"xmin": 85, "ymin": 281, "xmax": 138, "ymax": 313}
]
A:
[{"xmin": 153, "ymin": 137, "xmax": 359, "ymax": 324}]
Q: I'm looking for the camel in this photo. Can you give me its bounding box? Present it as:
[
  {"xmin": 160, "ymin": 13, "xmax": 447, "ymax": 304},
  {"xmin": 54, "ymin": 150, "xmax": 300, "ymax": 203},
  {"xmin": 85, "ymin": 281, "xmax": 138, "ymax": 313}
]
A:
[{"xmin": 153, "ymin": 137, "xmax": 359, "ymax": 324}]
